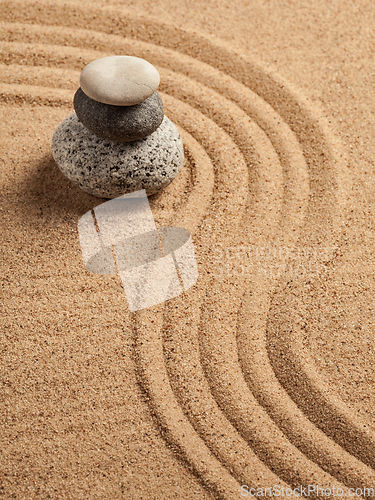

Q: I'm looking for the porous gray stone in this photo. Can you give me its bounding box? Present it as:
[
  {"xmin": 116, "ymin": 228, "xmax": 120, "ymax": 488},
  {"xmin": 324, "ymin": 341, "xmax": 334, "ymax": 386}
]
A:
[
  {"xmin": 74, "ymin": 88, "xmax": 164, "ymax": 142},
  {"xmin": 51, "ymin": 113, "xmax": 184, "ymax": 198},
  {"xmin": 80, "ymin": 56, "xmax": 160, "ymax": 106}
]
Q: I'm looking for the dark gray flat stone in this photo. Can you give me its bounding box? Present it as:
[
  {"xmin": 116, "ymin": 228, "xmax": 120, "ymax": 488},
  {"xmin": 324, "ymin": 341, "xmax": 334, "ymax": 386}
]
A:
[{"xmin": 74, "ymin": 88, "xmax": 164, "ymax": 142}]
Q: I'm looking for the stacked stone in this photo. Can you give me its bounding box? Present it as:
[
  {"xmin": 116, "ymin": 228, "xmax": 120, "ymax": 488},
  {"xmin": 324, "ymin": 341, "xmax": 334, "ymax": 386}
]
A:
[{"xmin": 51, "ymin": 56, "xmax": 184, "ymax": 198}]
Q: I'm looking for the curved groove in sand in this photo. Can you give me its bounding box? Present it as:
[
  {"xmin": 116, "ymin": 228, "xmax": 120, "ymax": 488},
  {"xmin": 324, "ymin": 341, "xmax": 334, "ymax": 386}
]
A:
[
  {"xmin": 155, "ymin": 66, "xmax": 352, "ymax": 493},
  {"xmin": 181, "ymin": 67, "xmax": 352, "ymax": 489},
  {"xmin": 159, "ymin": 93, "xmax": 291, "ymax": 488},
  {"xmin": 267, "ymin": 314, "xmax": 375, "ymax": 469},
  {"xmin": 0, "ymin": 40, "xmax": 99, "ymax": 69},
  {"xmin": 237, "ymin": 286, "xmax": 375, "ymax": 490},
  {"xmin": 0, "ymin": 63, "xmax": 79, "ymax": 89},
  {"xmin": 159, "ymin": 124, "xmax": 215, "ymax": 233},
  {"xmin": 134, "ymin": 98, "xmax": 249, "ymax": 498},
  {"xmin": 227, "ymin": 47, "xmax": 375, "ymax": 486},
  {"xmin": 0, "ymin": 82, "xmax": 73, "ymax": 106},
  {"xmin": 135, "ymin": 307, "xmax": 244, "ymax": 500},
  {"xmin": 198, "ymin": 290, "xmax": 352, "ymax": 496},
  {"xmin": 1, "ymin": 3, "xmax": 371, "ymax": 497},
  {"xmin": 162, "ymin": 294, "xmax": 290, "ymax": 491},
  {"xmin": 254, "ymin": 71, "xmax": 375, "ymax": 468}
]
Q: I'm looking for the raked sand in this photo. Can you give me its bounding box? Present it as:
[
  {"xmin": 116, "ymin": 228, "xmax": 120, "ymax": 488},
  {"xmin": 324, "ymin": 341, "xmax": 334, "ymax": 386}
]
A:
[{"xmin": 1, "ymin": 1, "xmax": 375, "ymax": 499}]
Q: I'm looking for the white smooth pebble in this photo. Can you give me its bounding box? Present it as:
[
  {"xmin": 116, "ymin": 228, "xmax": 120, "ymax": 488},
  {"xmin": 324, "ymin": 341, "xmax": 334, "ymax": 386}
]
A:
[{"xmin": 80, "ymin": 55, "xmax": 160, "ymax": 106}]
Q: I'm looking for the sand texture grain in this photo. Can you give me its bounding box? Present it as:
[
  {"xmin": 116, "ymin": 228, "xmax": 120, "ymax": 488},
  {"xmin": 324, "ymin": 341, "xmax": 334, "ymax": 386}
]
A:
[{"xmin": 1, "ymin": 1, "xmax": 375, "ymax": 499}]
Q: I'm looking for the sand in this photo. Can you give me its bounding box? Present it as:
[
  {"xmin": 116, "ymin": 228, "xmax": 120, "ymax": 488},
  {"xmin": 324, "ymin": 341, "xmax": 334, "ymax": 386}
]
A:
[{"xmin": 1, "ymin": 0, "xmax": 375, "ymax": 499}]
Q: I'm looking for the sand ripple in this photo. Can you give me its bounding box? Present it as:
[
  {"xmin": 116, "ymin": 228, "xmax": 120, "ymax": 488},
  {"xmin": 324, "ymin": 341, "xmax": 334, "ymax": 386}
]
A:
[{"xmin": 1, "ymin": 2, "xmax": 374, "ymax": 499}]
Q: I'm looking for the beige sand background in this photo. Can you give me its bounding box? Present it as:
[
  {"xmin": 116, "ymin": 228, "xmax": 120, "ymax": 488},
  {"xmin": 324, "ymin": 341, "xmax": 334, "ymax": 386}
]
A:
[{"xmin": 1, "ymin": 0, "xmax": 375, "ymax": 498}]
